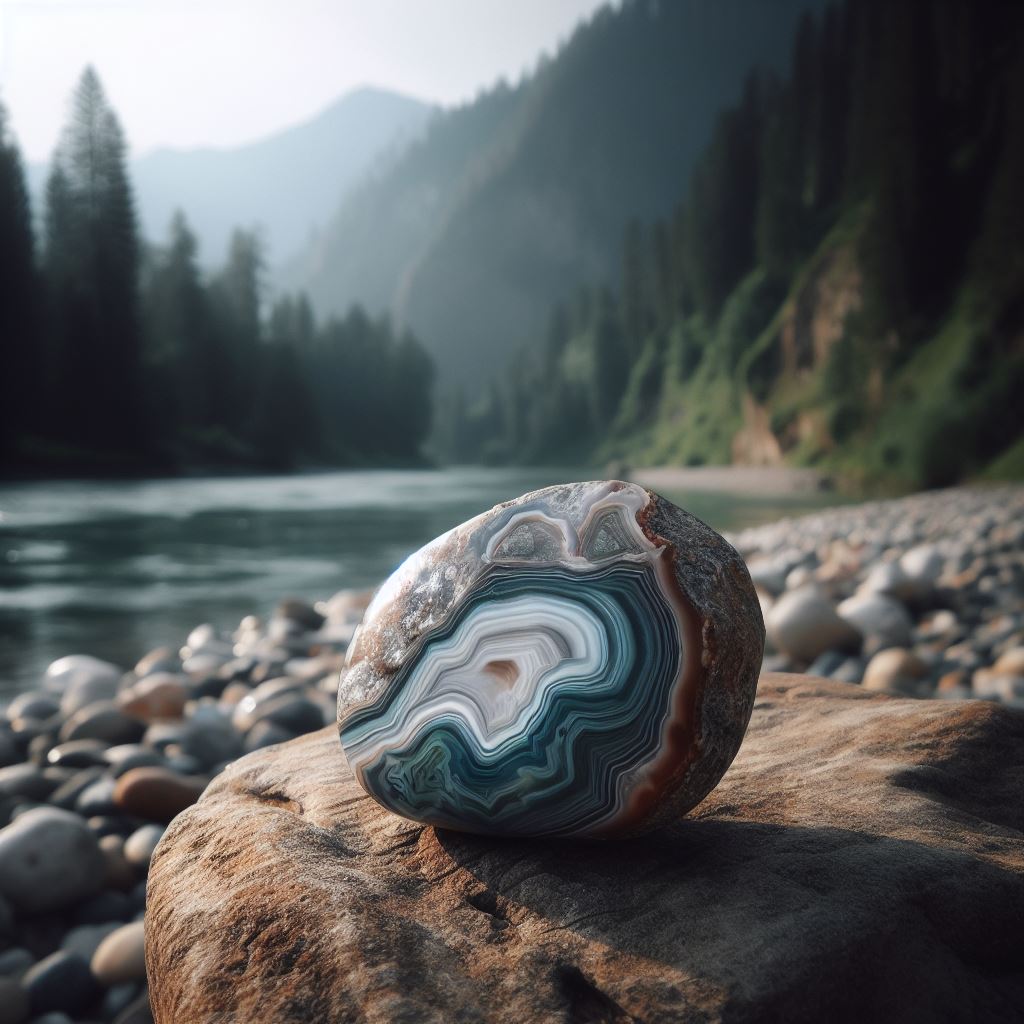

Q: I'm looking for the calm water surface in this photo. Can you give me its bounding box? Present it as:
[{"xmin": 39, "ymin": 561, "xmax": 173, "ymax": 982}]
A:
[{"xmin": 0, "ymin": 468, "xmax": 843, "ymax": 695}]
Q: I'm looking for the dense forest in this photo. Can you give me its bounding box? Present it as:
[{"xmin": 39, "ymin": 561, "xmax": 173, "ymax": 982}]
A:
[
  {"xmin": 0, "ymin": 69, "xmax": 434, "ymax": 477},
  {"xmin": 3, "ymin": 0, "xmax": 1022, "ymax": 487},
  {"xmin": 443, "ymin": 0, "xmax": 1024, "ymax": 490}
]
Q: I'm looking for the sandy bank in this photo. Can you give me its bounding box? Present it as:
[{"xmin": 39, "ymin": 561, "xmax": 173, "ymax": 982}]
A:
[{"xmin": 628, "ymin": 464, "xmax": 830, "ymax": 495}]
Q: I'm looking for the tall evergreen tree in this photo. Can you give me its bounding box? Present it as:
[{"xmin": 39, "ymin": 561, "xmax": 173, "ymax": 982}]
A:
[
  {"xmin": 590, "ymin": 287, "xmax": 630, "ymax": 427},
  {"xmin": 143, "ymin": 212, "xmax": 218, "ymax": 437},
  {"xmin": 811, "ymin": 3, "xmax": 849, "ymax": 215},
  {"xmin": 754, "ymin": 73, "xmax": 805, "ymax": 276},
  {"xmin": 44, "ymin": 67, "xmax": 145, "ymax": 456},
  {"xmin": 970, "ymin": 26, "xmax": 1024, "ymax": 313},
  {"xmin": 685, "ymin": 75, "xmax": 762, "ymax": 321},
  {"xmin": 0, "ymin": 99, "xmax": 39, "ymax": 460},
  {"xmin": 210, "ymin": 228, "xmax": 264, "ymax": 438},
  {"xmin": 620, "ymin": 219, "xmax": 650, "ymax": 357}
]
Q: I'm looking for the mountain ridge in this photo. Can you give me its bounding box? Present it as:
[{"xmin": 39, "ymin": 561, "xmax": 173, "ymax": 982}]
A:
[{"xmin": 286, "ymin": 0, "xmax": 829, "ymax": 389}]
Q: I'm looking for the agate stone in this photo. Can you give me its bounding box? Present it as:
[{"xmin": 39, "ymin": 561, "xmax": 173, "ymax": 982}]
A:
[{"xmin": 337, "ymin": 481, "xmax": 764, "ymax": 838}]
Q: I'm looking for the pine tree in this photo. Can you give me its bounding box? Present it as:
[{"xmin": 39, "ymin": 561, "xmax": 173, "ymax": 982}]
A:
[
  {"xmin": 590, "ymin": 287, "xmax": 630, "ymax": 427},
  {"xmin": 685, "ymin": 74, "xmax": 761, "ymax": 321},
  {"xmin": 754, "ymin": 73, "xmax": 805, "ymax": 277},
  {"xmin": 144, "ymin": 211, "xmax": 219, "ymax": 437},
  {"xmin": 0, "ymin": 99, "xmax": 39, "ymax": 462},
  {"xmin": 970, "ymin": 25, "xmax": 1024, "ymax": 314},
  {"xmin": 43, "ymin": 67, "xmax": 145, "ymax": 456},
  {"xmin": 811, "ymin": 3, "xmax": 849, "ymax": 215},
  {"xmin": 210, "ymin": 228, "xmax": 264, "ymax": 440},
  {"xmin": 620, "ymin": 219, "xmax": 650, "ymax": 357}
]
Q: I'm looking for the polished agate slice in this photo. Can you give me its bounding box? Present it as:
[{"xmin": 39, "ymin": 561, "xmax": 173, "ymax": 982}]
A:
[{"xmin": 337, "ymin": 481, "xmax": 763, "ymax": 838}]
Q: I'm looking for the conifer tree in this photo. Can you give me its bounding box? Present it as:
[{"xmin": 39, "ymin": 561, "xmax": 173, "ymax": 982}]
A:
[
  {"xmin": 144, "ymin": 211, "xmax": 217, "ymax": 436},
  {"xmin": 685, "ymin": 75, "xmax": 761, "ymax": 321},
  {"xmin": 44, "ymin": 67, "xmax": 145, "ymax": 456},
  {"xmin": 620, "ymin": 219, "xmax": 650, "ymax": 357},
  {"xmin": 210, "ymin": 228, "xmax": 264, "ymax": 438},
  {"xmin": 0, "ymin": 99, "xmax": 39, "ymax": 459}
]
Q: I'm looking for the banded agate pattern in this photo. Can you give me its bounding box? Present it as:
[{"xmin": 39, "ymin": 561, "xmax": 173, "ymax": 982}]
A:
[{"xmin": 337, "ymin": 481, "xmax": 764, "ymax": 838}]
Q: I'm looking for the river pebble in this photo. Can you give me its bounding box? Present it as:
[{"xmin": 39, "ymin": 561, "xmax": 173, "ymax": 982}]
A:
[
  {"xmin": 112, "ymin": 768, "xmax": 207, "ymax": 824},
  {"xmin": 0, "ymin": 586, "xmax": 364, "ymax": 1017},
  {"xmin": 23, "ymin": 950, "xmax": 98, "ymax": 1017},
  {"xmin": 0, "ymin": 808, "xmax": 105, "ymax": 913},
  {"xmin": 123, "ymin": 825, "xmax": 164, "ymax": 869},
  {"xmin": 766, "ymin": 587, "xmax": 862, "ymax": 662},
  {"xmin": 0, "ymin": 976, "xmax": 29, "ymax": 1024},
  {"xmin": 60, "ymin": 703, "xmax": 145, "ymax": 746},
  {"xmin": 91, "ymin": 922, "xmax": 146, "ymax": 987},
  {"xmin": 731, "ymin": 485, "xmax": 1024, "ymax": 704}
]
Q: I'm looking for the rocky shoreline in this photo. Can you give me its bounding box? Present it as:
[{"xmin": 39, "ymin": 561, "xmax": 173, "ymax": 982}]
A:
[
  {"xmin": 0, "ymin": 593, "xmax": 365, "ymax": 1024},
  {"xmin": 733, "ymin": 484, "xmax": 1024, "ymax": 706},
  {"xmin": 0, "ymin": 484, "xmax": 1021, "ymax": 1022}
]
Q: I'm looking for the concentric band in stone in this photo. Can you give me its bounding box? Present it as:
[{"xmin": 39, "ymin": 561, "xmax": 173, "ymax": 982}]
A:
[{"xmin": 338, "ymin": 480, "xmax": 763, "ymax": 838}]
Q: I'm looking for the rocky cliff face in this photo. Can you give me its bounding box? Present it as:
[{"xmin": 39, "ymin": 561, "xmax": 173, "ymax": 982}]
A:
[
  {"xmin": 731, "ymin": 237, "xmax": 864, "ymax": 468},
  {"xmin": 779, "ymin": 241, "xmax": 863, "ymax": 379},
  {"xmin": 146, "ymin": 674, "xmax": 1024, "ymax": 1023}
]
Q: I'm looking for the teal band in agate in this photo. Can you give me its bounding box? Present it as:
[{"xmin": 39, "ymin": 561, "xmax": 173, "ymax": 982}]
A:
[{"xmin": 340, "ymin": 561, "xmax": 681, "ymax": 835}]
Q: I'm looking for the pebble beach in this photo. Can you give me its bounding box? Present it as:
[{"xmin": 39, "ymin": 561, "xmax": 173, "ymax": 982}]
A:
[
  {"xmin": 734, "ymin": 485, "xmax": 1024, "ymax": 703},
  {"xmin": 0, "ymin": 484, "xmax": 1021, "ymax": 1022}
]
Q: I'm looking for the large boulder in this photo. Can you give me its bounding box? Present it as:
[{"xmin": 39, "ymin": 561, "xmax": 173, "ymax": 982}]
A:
[{"xmin": 146, "ymin": 674, "xmax": 1024, "ymax": 1024}]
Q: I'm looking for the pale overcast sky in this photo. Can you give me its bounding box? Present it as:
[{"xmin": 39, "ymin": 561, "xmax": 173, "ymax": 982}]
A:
[{"xmin": 0, "ymin": 0, "xmax": 610, "ymax": 162}]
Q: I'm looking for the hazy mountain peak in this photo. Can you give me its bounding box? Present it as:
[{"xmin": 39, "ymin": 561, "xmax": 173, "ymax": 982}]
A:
[{"xmin": 28, "ymin": 86, "xmax": 435, "ymax": 267}]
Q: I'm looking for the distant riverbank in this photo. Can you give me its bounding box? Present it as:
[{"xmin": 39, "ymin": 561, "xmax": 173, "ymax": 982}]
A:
[{"xmin": 629, "ymin": 464, "xmax": 833, "ymax": 496}]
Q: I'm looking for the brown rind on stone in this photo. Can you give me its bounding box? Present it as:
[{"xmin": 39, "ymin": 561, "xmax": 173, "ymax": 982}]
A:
[
  {"xmin": 147, "ymin": 675, "xmax": 1024, "ymax": 1024},
  {"xmin": 632, "ymin": 490, "xmax": 763, "ymax": 832}
]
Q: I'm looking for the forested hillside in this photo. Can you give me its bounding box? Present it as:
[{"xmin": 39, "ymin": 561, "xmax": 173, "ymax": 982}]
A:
[
  {"xmin": 446, "ymin": 0, "xmax": 1024, "ymax": 490},
  {"xmin": 0, "ymin": 71, "xmax": 434, "ymax": 476},
  {"xmin": 290, "ymin": 0, "xmax": 825, "ymax": 387}
]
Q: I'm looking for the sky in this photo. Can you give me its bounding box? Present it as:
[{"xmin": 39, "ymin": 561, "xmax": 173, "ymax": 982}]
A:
[{"xmin": 0, "ymin": 0, "xmax": 610, "ymax": 163}]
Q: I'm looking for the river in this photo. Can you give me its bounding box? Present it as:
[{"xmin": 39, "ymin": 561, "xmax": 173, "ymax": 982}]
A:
[{"xmin": 0, "ymin": 467, "xmax": 845, "ymax": 696}]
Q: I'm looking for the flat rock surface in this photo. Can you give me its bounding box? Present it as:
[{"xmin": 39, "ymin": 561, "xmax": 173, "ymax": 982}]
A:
[{"xmin": 146, "ymin": 674, "xmax": 1024, "ymax": 1023}]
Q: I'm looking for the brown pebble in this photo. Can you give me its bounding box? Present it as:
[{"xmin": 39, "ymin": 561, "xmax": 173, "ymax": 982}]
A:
[
  {"xmin": 114, "ymin": 767, "xmax": 208, "ymax": 823},
  {"xmin": 863, "ymin": 648, "xmax": 929, "ymax": 695},
  {"xmin": 936, "ymin": 670, "xmax": 968, "ymax": 693},
  {"xmin": 218, "ymin": 682, "xmax": 253, "ymax": 708},
  {"xmin": 118, "ymin": 673, "xmax": 189, "ymax": 721},
  {"xmin": 92, "ymin": 920, "xmax": 146, "ymax": 986},
  {"xmin": 993, "ymin": 647, "xmax": 1024, "ymax": 677}
]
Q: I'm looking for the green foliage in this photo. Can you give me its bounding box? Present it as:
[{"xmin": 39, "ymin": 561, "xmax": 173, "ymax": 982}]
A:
[
  {"xmin": 983, "ymin": 438, "xmax": 1024, "ymax": 482},
  {"xmin": 443, "ymin": 0, "xmax": 1024, "ymax": 488}
]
